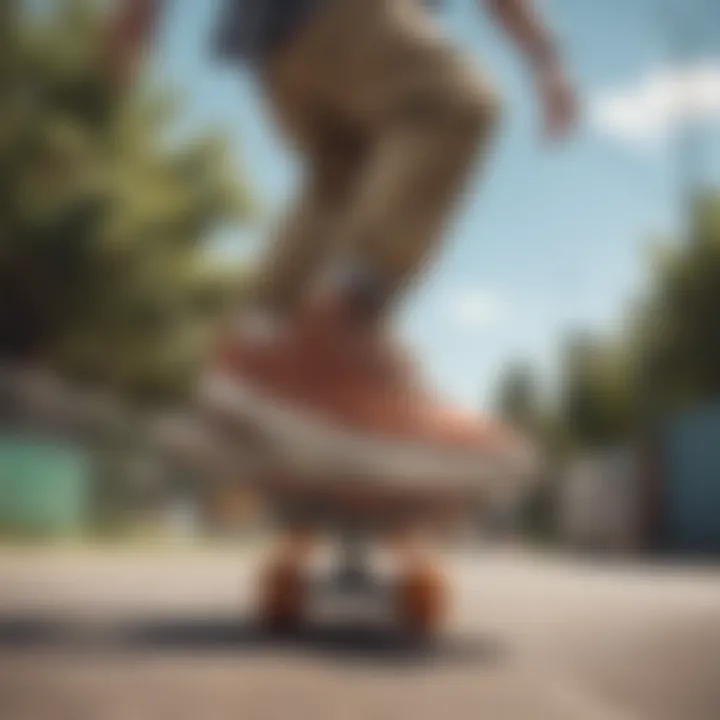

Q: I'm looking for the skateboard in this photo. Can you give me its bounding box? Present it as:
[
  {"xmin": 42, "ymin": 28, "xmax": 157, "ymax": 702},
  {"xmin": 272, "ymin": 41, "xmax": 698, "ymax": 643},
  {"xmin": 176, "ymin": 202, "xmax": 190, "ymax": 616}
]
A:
[{"xmin": 158, "ymin": 377, "xmax": 541, "ymax": 638}]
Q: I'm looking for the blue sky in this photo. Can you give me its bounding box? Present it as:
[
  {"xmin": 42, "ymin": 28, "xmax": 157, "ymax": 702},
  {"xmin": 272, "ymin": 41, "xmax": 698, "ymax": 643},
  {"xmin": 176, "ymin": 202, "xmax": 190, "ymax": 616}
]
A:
[{"xmin": 149, "ymin": 0, "xmax": 720, "ymax": 411}]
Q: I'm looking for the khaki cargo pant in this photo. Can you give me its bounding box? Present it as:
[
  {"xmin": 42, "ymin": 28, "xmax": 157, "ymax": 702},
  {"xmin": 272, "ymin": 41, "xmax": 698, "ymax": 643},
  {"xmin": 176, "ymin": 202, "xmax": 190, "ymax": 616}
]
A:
[{"xmin": 252, "ymin": 0, "xmax": 501, "ymax": 315}]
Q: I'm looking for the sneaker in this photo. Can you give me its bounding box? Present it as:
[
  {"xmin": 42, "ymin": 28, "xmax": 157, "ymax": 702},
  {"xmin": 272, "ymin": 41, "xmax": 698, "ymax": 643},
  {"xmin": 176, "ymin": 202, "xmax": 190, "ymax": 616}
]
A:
[{"xmin": 200, "ymin": 297, "xmax": 538, "ymax": 488}]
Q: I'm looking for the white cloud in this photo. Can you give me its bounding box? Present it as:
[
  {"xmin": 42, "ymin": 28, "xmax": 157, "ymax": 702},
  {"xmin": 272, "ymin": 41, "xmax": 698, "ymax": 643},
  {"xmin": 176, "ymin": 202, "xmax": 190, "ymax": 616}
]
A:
[
  {"xmin": 446, "ymin": 289, "xmax": 506, "ymax": 331},
  {"xmin": 590, "ymin": 60, "xmax": 720, "ymax": 145}
]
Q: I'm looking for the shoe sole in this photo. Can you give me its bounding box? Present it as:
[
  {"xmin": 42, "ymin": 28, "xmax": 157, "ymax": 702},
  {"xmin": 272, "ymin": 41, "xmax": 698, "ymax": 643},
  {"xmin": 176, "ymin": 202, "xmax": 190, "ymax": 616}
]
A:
[{"xmin": 196, "ymin": 371, "xmax": 541, "ymax": 496}]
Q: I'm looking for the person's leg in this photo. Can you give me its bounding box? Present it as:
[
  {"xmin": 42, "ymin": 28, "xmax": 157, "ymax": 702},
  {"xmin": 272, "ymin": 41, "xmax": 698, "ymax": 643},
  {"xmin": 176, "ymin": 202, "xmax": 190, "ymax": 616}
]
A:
[
  {"xmin": 225, "ymin": 0, "xmax": 512, "ymax": 449},
  {"xmin": 204, "ymin": 0, "xmax": 510, "ymax": 454},
  {"xmin": 266, "ymin": 0, "xmax": 502, "ymax": 318},
  {"xmin": 245, "ymin": 85, "xmax": 368, "ymax": 320},
  {"xmin": 343, "ymin": 78, "xmax": 499, "ymax": 313},
  {"xmin": 204, "ymin": 76, "xmax": 371, "ymax": 408}
]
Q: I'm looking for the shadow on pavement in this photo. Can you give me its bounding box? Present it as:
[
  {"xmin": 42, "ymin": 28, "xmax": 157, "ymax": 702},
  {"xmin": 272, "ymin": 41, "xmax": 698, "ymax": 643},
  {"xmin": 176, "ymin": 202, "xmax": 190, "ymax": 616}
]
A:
[{"xmin": 0, "ymin": 614, "xmax": 506, "ymax": 667}]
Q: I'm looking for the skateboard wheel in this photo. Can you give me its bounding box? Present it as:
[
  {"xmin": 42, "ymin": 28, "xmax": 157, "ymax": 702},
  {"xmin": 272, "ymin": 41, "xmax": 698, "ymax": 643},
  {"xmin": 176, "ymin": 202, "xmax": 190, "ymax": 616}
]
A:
[
  {"xmin": 396, "ymin": 561, "xmax": 447, "ymax": 637},
  {"xmin": 259, "ymin": 528, "xmax": 313, "ymax": 633},
  {"xmin": 259, "ymin": 555, "xmax": 306, "ymax": 632}
]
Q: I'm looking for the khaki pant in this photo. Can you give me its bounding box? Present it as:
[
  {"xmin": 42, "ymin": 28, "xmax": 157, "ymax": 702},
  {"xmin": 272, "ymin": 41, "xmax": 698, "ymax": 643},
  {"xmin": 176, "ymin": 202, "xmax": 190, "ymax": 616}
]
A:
[{"xmin": 251, "ymin": 0, "xmax": 501, "ymax": 315}]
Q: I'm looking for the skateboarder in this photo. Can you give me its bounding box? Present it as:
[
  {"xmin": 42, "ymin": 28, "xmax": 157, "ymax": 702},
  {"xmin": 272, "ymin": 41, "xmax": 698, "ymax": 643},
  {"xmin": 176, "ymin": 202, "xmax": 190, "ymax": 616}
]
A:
[{"xmin": 108, "ymin": 0, "xmax": 576, "ymax": 457}]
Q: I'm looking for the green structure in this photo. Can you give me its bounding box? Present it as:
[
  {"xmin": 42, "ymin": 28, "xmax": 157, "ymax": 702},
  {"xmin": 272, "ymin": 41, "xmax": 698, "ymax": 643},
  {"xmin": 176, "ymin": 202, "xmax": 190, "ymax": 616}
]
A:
[{"xmin": 0, "ymin": 436, "xmax": 90, "ymax": 537}]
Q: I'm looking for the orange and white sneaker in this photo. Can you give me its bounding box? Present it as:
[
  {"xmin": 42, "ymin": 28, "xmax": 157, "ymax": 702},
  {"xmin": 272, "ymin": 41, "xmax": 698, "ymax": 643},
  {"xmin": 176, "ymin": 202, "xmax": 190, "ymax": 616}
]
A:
[{"xmin": 198, "ymin": 297, "xmax": 539, "ymax": 491}]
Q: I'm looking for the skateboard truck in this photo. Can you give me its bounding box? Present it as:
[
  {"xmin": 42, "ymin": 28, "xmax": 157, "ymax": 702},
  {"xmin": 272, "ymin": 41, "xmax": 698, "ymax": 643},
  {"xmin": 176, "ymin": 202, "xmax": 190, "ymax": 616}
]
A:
[{"xmin": 332, "ymin": 526, "xmax": 374, "ymax": 592}]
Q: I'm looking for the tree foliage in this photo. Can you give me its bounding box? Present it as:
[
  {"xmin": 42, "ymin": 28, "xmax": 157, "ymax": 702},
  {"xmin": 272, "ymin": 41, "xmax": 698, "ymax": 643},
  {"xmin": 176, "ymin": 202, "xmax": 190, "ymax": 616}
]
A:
[
  {"xmin": 557, "ymin": 332, "xmax": 637, "ymax": 449},
  {"xmin": 634, "ymin": 193, "xmax": 720, "ymax": 412},
  {"xmin": 0, "ymin": 0, "xmax": 251, "ymax": 403}
]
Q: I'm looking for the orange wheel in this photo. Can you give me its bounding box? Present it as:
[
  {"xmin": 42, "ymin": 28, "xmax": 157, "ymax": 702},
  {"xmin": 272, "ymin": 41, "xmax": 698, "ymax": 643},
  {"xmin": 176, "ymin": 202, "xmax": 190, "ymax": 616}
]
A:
[
  {"xmin": 258, "ymin": 530, "xmax": 314, "ymax": 632},
  {"xmin": 396, "ymin": 557, "xmax": 447, "ymax": 637},
  {"xmin": 259, "ymin": 555, "xmax": 306, "ymax": 632}
]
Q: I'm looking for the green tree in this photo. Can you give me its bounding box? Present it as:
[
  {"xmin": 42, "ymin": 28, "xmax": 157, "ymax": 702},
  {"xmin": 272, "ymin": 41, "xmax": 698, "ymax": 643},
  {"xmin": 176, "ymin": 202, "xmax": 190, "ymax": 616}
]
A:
[
  {"xmin": 557, "ymin": 332, "xmax": 637, "ymax": 450},
  {"xmin": 0, "ymin": 0, "xmax": 251, "ymax": 403},
  {"xmin": 635, "ymin": 192, "xmax": 720, "ymax": 413}
]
